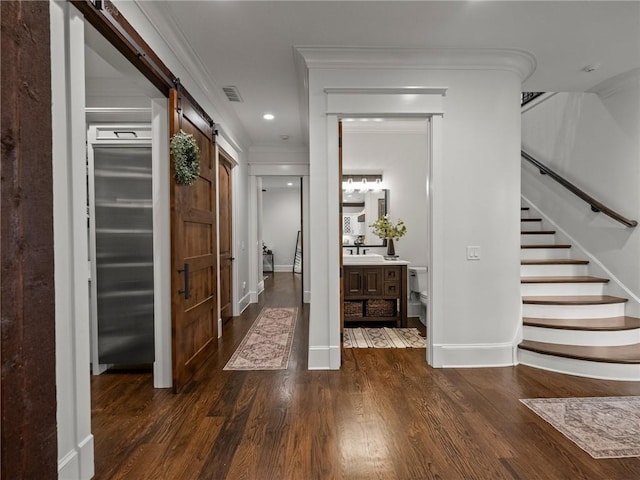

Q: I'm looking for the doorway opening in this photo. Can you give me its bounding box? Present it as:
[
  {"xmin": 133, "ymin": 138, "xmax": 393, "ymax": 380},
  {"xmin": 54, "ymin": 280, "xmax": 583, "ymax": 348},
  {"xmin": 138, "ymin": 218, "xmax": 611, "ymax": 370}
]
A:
[
  {"xmin": 339, "ymin": 117, "xmax": 430, "ymax": 340},
  {"xmin": 258, "ymin": 175, "xmax": 304, "ymax": 303},
  {"xmin": 84, "ymin": 21, "xmax": 171, "ymax": 387}
]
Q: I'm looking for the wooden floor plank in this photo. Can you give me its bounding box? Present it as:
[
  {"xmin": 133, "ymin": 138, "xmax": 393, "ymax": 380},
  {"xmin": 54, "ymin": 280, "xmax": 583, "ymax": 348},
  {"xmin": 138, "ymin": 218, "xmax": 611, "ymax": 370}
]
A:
[{"xmin": 91, "ymin": 273, "xmax": 640, "ymax": 480}]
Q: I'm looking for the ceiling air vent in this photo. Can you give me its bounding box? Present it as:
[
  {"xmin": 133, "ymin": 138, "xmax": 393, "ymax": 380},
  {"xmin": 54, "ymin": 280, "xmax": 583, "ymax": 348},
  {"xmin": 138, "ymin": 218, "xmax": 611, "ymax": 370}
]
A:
[{"xmin": 222, "ymin": 85, "xmax": 243, "ymax": 103}]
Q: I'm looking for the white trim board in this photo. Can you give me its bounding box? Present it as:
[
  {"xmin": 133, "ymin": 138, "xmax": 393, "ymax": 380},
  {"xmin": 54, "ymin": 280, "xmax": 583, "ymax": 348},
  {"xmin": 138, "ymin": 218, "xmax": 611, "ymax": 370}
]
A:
[{"xmin": 431, "ymin": 342, "xmax": 515, "ymax": 368}]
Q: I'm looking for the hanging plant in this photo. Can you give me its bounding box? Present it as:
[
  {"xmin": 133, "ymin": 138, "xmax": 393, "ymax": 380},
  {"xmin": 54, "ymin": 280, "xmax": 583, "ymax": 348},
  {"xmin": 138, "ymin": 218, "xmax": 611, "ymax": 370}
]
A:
[{"xmin": 170, "ymin": 129, "xmax": 200, "ymax": 186}]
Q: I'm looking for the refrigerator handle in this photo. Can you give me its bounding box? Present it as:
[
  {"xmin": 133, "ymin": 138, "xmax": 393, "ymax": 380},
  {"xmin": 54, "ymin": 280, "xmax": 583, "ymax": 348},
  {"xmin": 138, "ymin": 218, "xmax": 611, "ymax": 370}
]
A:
[{"xmin": 178, "ymin": 263, "xmax": 190, "ymax": 300}]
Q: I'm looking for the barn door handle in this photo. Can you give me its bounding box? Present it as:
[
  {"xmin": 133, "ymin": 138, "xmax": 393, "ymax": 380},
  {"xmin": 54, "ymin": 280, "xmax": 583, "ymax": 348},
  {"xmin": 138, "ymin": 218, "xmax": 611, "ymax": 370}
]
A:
[{"xmin": 178, "ymin": 263, "xmax": 190, "ymax": 299}]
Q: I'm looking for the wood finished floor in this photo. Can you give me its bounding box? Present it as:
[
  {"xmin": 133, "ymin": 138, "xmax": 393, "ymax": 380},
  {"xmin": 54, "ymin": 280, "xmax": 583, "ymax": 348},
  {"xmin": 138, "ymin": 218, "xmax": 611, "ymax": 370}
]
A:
[{"xmin": 92, "ymin": 273, "xmax": 640, "ymax": 480}]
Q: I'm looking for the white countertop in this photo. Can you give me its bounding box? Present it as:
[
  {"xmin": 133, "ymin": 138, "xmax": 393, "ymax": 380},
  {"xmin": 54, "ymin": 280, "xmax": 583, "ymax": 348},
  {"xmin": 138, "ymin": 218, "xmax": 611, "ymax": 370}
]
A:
[{"xmin": 343, "ymin": 254, "xmax": 410, "ymax": 266}]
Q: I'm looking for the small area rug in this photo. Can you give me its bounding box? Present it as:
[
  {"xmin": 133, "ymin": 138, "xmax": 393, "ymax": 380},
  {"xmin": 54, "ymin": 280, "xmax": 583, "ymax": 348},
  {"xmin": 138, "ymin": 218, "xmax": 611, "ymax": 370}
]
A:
[
  {"xmin": 343, "ymin": 327, "xmax": 425, "ymax": 348},
  {"xmin": 224, "ymin": 307, "xmax": 297, "ymax": 370},
  {"xmin": 520, "ymin": 396, "xmax": 640, "ymax": 458}
]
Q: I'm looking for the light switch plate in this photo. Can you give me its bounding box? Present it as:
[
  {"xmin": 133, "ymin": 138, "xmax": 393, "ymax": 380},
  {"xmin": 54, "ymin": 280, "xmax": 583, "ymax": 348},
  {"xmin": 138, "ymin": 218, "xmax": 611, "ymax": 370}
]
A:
[{"xmin": 467, "ymin": 246, "xmax": 480, "ymax": 260}]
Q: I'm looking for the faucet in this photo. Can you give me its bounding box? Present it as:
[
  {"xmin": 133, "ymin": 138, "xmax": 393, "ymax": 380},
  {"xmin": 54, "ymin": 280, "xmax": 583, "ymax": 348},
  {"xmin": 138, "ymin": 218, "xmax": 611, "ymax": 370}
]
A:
[{"xmin": 346, "ymin": 245, "xmax": 367, "ymax": 255}]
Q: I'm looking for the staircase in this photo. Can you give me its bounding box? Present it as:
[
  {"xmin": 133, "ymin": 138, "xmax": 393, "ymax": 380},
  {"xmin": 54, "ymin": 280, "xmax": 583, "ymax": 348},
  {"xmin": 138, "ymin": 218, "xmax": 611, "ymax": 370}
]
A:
[{"xmin": 518, "ymin": 206, "xmax": 640, "ymax": 380}]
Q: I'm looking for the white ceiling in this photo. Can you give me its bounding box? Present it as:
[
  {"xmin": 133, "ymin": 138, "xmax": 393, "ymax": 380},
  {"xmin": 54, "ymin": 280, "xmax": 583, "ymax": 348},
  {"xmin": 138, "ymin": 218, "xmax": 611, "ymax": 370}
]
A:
[{"xmin": 130, "ymin": 1, "xmax": 639, "ymax": 151}]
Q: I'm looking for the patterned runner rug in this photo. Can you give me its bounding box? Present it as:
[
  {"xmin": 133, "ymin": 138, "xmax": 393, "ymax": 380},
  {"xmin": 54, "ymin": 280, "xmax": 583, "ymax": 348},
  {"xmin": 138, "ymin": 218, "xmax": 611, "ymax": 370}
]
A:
[
  {"xmin": 343, "ymin": 327, "xmax": 425, "ymax": 348},
  {"xmin": 520, "ymin": 396, "xmax": 640, "ymax": 458},
  {"xmin": 224, "ymin": 307, "xmax": 297, "ymax": 370}
]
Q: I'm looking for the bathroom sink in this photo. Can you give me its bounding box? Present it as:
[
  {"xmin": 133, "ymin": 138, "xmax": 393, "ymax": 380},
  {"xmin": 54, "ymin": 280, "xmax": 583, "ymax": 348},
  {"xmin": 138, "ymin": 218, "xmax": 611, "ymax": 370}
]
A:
[{"xmin": 343, "ymin": 253, "xmax": 384, "ymax": 264}]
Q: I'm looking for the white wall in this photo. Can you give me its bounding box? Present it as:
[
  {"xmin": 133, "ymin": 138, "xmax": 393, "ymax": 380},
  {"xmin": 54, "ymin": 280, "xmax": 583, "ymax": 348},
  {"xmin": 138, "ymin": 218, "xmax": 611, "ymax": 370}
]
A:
[
  {"xmin": 228, "ymin": 145, "xmax": 251, "ymax": 313},
  {"xmin": 342, "ymin": 128, "xmax": 429, "ymax": 267},
  {"xmin": 522, "ymin": 73, "xmax": 640, "ymax": 312},
  {"xmin": 262, "ymin": 186, "xmax": 302, "ymax": 271},
  {"xmin": 301, "ymin": 48, "xmax": 531, "ymax": 370}
]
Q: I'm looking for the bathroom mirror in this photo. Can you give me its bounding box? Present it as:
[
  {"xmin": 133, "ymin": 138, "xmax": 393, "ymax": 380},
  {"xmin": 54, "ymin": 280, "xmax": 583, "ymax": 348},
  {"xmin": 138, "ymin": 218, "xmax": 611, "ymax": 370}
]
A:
[{"xmin": 342, "ymin": 189, "xmax": 388, "ymax": 247}]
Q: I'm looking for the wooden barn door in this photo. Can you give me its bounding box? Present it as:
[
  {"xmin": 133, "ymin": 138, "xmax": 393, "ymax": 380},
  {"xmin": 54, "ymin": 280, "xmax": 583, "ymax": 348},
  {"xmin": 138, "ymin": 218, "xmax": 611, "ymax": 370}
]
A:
[
  {"xmin": 169, "ymin": 88, "xmax": 218, "ymax": 392},
  {"xmin": 218, "ymin": 149, "xmax": 234, "ymax": 324}
]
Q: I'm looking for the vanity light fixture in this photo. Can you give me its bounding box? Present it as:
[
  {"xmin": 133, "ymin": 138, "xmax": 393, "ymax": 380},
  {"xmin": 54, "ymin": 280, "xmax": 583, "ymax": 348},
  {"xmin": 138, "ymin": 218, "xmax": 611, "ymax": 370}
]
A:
[
  {"xmin": 345, "ymin": 177, "xmax": 354, "ymax": 193},
  {"xmin": 342, "ymin": 174, "xmax": 383, "ymax": 192}
]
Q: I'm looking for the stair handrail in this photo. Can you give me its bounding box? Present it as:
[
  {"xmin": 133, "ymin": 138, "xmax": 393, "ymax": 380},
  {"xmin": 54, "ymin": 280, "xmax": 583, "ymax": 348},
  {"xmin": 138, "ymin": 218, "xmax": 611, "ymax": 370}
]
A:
[{"xmin": 521, "ymin": 150, "xmax": 638, "ymax": 228}]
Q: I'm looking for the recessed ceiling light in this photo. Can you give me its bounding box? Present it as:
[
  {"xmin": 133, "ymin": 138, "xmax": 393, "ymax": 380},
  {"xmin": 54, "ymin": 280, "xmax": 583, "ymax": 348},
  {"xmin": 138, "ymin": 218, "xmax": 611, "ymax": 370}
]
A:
[
  {"xmin": 263, "ymin": 113, "xmax": 275, "ymax": 120},
  {"xmin": 287, "ymin": 182, "xmax": 293, "ymax": 186}
]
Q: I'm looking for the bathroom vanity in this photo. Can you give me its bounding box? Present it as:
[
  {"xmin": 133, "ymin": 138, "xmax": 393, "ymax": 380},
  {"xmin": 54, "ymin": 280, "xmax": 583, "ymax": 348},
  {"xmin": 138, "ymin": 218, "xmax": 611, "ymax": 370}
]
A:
[{"xmin": 342, "ymin": 255, "xmax": 408, "ymax": 327}]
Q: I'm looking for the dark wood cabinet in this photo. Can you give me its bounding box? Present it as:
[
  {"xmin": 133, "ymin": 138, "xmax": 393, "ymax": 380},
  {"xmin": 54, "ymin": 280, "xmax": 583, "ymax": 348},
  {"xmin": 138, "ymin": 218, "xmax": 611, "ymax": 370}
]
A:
[
  {"xmin": 343, "ymin": 264, "xmax": 407, "ymax": 327},
  {"xmin": 345, "ymin": 267, "xmax": 383, "ymax": 296}
]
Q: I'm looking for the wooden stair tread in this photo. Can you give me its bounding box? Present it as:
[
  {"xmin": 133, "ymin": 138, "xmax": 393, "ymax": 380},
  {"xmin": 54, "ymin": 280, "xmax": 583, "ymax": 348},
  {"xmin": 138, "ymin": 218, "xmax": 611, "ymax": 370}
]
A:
[
  {"xmin": 524, "ymin": 316, "xmax": 640, "ymax": 331},
  {"xmin": 521, "ymin": 244, "xmax": 571, "ymax": 249},
  {"xmin": 521, "ymin": 207, "xmax": 530, "ymax": 210},
  {"xmin": 521, "ymin": 218, "xmax": 542, "ymax": 222},
  {"xmin": 519, "ymin": 340, "xmax": 640, "ymax": 364},
  {"xmin": 522, "ymin": 295, "xmax": 628, "ymax": 305},
  {"xmin": 521, "ymin": 259, "xmax": 588, "ymax": 265},
  {"xmin": 521, "ymin": 230, "xmax": 556, "ymax": 234},
  {"xmin": 521, "ymin": 276, "xmax": 609, "ymax": 284}
]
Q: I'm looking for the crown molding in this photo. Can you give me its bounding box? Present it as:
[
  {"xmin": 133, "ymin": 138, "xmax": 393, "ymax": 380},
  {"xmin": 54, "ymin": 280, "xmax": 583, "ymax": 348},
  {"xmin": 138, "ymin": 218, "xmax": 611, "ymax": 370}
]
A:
[
  {"xmin": 295, "ymin": 46, "xmax": 537, "ymax": 81},
  {"xmin": 325, "ymin": 87, "xmax": 447, "ymax": 96},
  {"xmin": 589, "ymin": 67, "xmax": 640, "ymax": 99}
]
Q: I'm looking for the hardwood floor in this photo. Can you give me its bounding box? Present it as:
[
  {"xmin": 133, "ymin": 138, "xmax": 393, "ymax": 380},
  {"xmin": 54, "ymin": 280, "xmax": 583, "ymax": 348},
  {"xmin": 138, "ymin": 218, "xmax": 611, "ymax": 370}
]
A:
[{"xmin": 92, "ymin": 273, "xmax": 640, "ymax": 479}]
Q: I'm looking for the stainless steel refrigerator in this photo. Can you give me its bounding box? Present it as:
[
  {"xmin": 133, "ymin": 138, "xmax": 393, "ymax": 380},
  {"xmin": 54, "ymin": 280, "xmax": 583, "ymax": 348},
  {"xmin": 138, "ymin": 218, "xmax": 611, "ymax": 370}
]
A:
[{"xmin": 88, "ymin": 125, "xmax": 154, "ymax": 374}]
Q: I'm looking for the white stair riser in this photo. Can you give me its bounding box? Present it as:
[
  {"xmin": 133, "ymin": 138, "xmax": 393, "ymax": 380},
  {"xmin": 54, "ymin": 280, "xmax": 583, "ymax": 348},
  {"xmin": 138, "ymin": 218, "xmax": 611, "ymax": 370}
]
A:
[
  {"xmin": 520, "ymin": 248, "xmax": 571, "ymax": 260},
  {"xmin": 521, "ymin": 282, "xmax": 606, "ymax": 296},
  {"xmin": 523, "ymin": 302, "xmax": 627, "ymax": 319},
  {"xmin": 518, "ymin": 349, "xmax": 640, "ymax": 381},
  {"xmin": 521, "ymin": 221, "xmax": 544, "ymax": 232},
  {"xmin": 520, "ymin": 233, "xmax": 556, "ymax": 244},
  {"xmin": 521, "ymin": 264, "xmax": 588, "ymax": 276},
  {"xmin": 523, "ymin": 325, "xmax": 640, "ymax": 346}
]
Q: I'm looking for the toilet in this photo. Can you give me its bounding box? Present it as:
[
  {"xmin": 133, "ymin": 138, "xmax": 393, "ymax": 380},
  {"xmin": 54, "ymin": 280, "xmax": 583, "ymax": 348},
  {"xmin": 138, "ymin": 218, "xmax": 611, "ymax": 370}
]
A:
[{"xmin": 408, "ymin": 266, "xmax": 428, "ymax": 325}]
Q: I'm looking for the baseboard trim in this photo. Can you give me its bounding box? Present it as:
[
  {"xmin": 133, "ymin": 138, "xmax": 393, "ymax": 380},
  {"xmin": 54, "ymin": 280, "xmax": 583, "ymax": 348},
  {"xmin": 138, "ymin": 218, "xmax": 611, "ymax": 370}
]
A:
[
  {"xmin": 238, "ymin": 292, "xmax": 251, "ymax": 314},
  {"xmin": 432, "ymin": 342, "xmax": 515, "ymax": 368},
  {"xmin": 308, "ymin": 345, "xmax": 340, "ymax": 370},
  {"xmin": 303, "ymin": 290, "xmax": 311, "ymax": 304},
  {"xmin": 58, "ymin": 434, "xmax": 94, "ymax": 480}
]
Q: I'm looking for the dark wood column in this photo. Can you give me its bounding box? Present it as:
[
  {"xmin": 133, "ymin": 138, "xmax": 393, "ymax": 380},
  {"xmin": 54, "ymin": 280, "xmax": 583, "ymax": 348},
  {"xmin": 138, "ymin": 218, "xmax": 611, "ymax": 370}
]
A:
[{"xmin": 1, "ymin": 1, "xmax": 58, "ymax": 478}]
